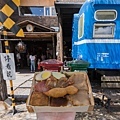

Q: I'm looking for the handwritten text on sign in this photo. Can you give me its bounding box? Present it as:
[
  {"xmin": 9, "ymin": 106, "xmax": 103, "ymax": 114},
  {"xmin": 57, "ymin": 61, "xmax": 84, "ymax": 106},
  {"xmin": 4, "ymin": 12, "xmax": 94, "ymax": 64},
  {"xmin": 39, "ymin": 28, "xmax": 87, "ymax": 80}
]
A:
[{"xmin": 0, "ymin": 53, "xmax": 16, "ymax": 80}]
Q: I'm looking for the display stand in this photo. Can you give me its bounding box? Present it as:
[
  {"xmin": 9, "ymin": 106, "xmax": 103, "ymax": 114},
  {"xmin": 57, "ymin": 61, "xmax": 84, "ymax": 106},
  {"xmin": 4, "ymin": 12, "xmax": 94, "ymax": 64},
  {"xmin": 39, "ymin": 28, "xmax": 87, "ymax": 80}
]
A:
[
  {"xmin": 26, "ymin": 71, "xmax": 94, "ymax": 120},
  {"xmin": 36, "ymin": 112, "xmax": 76, "ymax": 120}
]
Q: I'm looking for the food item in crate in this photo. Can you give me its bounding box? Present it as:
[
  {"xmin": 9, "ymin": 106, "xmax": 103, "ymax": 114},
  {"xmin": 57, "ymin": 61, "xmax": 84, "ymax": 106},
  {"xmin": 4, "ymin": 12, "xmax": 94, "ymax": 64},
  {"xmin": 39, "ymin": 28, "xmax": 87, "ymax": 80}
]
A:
[
  {"xmin": 35, "ymin": 71, "xmax": 51, "ymax": 81},
  {"xmin": 66, "ymin": 90, "xmax": 90, "ymax": 106},
  {"xmin": 56, "ymin": 77, "xmax": 74, "ymax": 88},
  {"xmin": 44, "ymin": 87, "xmax": 67, "ymax": 98},
  {"xmin": 56, "ymin": 77, "xmax": 67, "ymax": 88},
  {"xmin": 29, "ymin": 91, "xmax": 49, "ymax": 106},
  {"xmin": 34, "ymin": 80, "xmax": 50, "ymax": 92},
  {"xmin": 65, "ymin": 74, "xmax": 75, "ymax": 85},
  {"xmin": 65, "ymin": 85, "xmax": 78, "ymax": 95},
  {"xmin": 71, "ymin": 73, "xmax": 88, "ymax": 90},
  {"xmin": 52, "ymin": 72, "xmax": 65, "ymax": 79},
  {"xmin": 46, "ymin": 76, "xmax": 74, "ymax": 89},
  {"xmin": 50, "ymin": 97, "xmax": 68, "ymax": 107},
  {"xmin": 44, "ymin": 85, "xmax": 78, "ymax": 98},
  {"xmin": 67, "ymin": 74, "xmax": 76, "ymax": 84},
  {"xmin": 45, "ymin": 75, "xmax": 58, "ymax": 88},
  {"xmin": 63, "ymin": 72, "xmax": 75, "ymax": 78},
  {"xmin": 29, "ymin": 71, "xmax": 91, "ymax": 108}
]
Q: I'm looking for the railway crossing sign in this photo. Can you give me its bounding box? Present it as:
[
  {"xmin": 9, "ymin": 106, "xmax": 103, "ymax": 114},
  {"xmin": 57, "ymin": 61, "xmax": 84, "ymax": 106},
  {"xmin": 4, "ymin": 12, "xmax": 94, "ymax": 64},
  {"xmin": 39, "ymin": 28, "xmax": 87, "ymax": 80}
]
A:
[{"xmin": 0, "ymin": 0, "xmax": 24, "ymax": 37}]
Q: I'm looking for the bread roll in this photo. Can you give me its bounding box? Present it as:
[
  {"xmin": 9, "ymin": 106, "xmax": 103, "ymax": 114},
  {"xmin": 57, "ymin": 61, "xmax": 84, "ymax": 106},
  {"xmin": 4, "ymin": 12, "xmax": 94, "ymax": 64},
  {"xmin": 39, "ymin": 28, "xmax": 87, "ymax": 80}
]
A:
[
  {"xmin": 56, "ymin": 77, "xmax": 68, "ymax": 88},
  {"xmin": 44, "ymin": 88, "xmax": 67, "ymax": 98},
  {"xmin": 34, "ymin": 81, "xmax": 50, "ymax": 92},
  {"xmin": 45, "ymin": 75, "xmax": 58, "ymax": 88},
  {"xmin": 66, "ymin": 90, "xmax": 90, "ymax": 106},
  {"xmin": 65, "ymin": 85, "xmax": 78, "ymax": 95},
  {"xmin": 29, "ymin": 91, "xmax": 49, "ymax": 106},
  {"xmin": 71, "ymin": 73, "xmax": 88, "ymax": 90},
  {"xmin": 50, "ymin": 97, "xmax": 68, "ymax": 107}
]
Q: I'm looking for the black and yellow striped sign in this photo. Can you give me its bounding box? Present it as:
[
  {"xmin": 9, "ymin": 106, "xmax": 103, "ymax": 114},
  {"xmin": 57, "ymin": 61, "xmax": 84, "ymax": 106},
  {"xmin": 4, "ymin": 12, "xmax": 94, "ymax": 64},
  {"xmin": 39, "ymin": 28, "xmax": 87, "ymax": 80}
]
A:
[
  {"xmin": 4, "ymin": 38, "xmax": 17, "ymax": 114},
  {"xmin": 0, "ymin": 0, "xmax": 24, "ymax": 37}
]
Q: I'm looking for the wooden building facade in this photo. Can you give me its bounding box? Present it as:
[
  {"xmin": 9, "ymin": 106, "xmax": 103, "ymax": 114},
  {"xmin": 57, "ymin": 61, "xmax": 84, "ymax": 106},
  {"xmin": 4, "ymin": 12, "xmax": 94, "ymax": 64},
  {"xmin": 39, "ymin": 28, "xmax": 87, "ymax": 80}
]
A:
[
  {"xmin": 0, "ymin": 0, "xmax": 59, "ymax": 69},
  {"xmin": 55, "ymin": 0, "xmax": 84, "ymax": 61},
  {"xmin": 0, "ymin": 0, "xmax": 85, "ymax": 69}
]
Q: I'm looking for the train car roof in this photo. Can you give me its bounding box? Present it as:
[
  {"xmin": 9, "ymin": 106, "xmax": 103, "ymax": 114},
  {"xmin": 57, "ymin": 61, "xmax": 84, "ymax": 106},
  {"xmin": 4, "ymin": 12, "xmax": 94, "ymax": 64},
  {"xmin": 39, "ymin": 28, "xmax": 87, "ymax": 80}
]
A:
[
  {"xmin": 85, "ymin": 0, "xmax": 120, "ymax": 4},
  {"xmin": 78, "ymin": 0, "xmax": 120, "ymax": 14}
]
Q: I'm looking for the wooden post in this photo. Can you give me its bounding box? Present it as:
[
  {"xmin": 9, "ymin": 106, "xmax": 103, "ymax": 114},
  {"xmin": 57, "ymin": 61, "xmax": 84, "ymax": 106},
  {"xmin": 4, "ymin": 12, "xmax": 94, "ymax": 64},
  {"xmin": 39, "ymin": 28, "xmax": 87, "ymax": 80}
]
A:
[
  {"xmin": 59, "ymin": 23, "xmax": 63, "ymax": 62},
  {"xmin": 0, "ymin": 37, "xmax": 8, "ymax": 101},
  {"xmin": 57, "ymin": 23, "xmax": 63, "ymax": 62},
  {"xmin": 52, "ymin": 35, "xmax": 56, "ymax": 59},
  {"xmin": 3, "ymin": 31, "xmax": 17, "ymax": 114}
]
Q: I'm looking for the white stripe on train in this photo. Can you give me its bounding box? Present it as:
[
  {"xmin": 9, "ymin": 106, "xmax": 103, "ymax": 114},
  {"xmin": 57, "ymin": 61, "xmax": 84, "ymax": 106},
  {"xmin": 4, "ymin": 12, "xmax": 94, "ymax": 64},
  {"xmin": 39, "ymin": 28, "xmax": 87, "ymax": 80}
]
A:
[{"xmin": 74, "ymin": 39, "xmax": 120, "ymax": 45}]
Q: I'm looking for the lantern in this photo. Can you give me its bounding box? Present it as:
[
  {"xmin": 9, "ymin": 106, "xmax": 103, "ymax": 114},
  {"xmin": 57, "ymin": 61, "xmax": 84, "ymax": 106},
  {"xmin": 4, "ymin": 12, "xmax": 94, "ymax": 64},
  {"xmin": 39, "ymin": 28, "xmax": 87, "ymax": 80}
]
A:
[{"xmin": 16, "ymin": 41, "xmax": 26, "ymax": 53}]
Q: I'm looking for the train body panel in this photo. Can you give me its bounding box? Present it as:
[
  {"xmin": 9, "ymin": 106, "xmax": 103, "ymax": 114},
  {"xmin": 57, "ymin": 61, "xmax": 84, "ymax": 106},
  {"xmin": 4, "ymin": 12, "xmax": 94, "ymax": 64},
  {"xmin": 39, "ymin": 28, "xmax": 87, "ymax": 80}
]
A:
[
  {"xmin": 72, "ymin": 14, "xmax": 79, "ymax": 59},
  {"xmin": 72, "ymin": 0, "xmax": 120, "ymax": 69}
]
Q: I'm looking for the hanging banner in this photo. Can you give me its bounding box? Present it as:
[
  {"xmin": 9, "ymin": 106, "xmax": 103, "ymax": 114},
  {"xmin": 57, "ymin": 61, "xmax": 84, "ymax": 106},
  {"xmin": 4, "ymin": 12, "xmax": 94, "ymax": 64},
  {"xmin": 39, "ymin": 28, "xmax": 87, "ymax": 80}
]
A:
[{"xmin": 0, "ymin": 53, "xmax": 16, "ymax": 80}]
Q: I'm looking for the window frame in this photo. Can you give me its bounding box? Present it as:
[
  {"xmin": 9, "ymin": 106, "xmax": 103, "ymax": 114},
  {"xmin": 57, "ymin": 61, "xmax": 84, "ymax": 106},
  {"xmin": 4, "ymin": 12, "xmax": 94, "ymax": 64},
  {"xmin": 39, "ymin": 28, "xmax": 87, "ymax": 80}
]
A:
[
  {"xmin": 93, "ymin": 23, "xmax": 115, "ymax": 38},
  {"xmin": 44, "ymin": 7, "xmax": 50, "ymax": 16},
  {"xmin": 51, "ymin": 6, "xmax": 57, "ymax": 16},
  {"xmin": 94, "ymin": 9, "xmax": 117, "ymax": 21},
  {"xmin": 44, "ymin": 6, "xmax": 57, "ymax": 16},
  {"xmin": 78, "ymin": 13, "xmax": 84, "ymax": 39},
  {"xmin": 18, "ymin": 6, "xmax": 56, "ymax": 16}
]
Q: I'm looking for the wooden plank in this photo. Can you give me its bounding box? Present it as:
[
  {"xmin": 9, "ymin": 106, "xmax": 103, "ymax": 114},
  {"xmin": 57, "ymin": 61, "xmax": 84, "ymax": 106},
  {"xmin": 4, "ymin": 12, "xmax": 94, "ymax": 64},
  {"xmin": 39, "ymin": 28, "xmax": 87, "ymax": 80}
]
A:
[
  {"xmin": 59, "ymin": 23, "xmax": 63, "ymax": 62},
  {"xmin": 101, "ymin": 83, "xmax": 120, "ymax": 88},
  {"xmin": 101, "ymin": 76, "xmax": 120, "ymax": 88},
  {"xmin": 56, "ymin": 22, "xmax": 63, "ymax": 62},
  {"xmin": 86, "ymin": 75, "xmax": 94, "ymax": 108},
  {"xmin": 101, "ymin": 76, "xmax": 120, "ymax": 82}
]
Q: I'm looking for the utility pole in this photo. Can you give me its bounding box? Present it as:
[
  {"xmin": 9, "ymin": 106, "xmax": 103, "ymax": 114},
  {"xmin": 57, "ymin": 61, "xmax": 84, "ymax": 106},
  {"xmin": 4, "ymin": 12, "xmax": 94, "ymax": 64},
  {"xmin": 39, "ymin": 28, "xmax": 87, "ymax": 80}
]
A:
[{"xmin": 0, "ymin": 34, "xmax": 8, "ymax": 101}]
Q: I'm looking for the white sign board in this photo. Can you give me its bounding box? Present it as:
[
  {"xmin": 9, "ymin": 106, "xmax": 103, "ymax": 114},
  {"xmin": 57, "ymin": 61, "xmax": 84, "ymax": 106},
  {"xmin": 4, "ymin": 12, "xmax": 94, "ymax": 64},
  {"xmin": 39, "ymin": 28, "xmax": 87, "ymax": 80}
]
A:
[{"xmin": 0, "ymin": 53, "xmax": 16, "ymax": 80}]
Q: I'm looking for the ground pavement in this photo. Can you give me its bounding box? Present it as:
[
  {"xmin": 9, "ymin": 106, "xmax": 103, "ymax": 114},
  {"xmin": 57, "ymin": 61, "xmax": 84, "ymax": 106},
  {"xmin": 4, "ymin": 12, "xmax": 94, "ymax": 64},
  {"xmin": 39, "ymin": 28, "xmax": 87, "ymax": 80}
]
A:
[
  {"xmin": 0, "ymin": 69, "xmax": 37, "ymax": 120},
  {"xmin": 6, "ymin": 69, "xmax": 34, "ymax": 102},
  {"xmin": 0, "ymin": 69, "xmax": 120, "ymax": 120}
]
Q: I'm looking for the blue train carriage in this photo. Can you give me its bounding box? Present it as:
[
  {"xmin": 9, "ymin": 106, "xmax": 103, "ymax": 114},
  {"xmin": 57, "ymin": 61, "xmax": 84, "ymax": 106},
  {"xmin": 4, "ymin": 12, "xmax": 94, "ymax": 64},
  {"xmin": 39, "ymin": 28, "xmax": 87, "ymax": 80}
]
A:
[{"xmin": 72, "ymin": 0, "xmax": 120, "ymax": 87}]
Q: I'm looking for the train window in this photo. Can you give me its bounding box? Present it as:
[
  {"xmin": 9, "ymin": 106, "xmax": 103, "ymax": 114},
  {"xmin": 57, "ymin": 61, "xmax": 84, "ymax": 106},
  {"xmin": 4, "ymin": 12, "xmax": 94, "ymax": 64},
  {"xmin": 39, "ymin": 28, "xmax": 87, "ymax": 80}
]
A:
[
  {"xmin": 95, "ymin": 10, "xmax": 117, "ymax": 21},
  {"xmin": 93, "ymin": 23, "xmax": 115, "ymax": 38},
  {"xmin": 78, "ymin": 13, "xmax": 84, "ymax": 38}
]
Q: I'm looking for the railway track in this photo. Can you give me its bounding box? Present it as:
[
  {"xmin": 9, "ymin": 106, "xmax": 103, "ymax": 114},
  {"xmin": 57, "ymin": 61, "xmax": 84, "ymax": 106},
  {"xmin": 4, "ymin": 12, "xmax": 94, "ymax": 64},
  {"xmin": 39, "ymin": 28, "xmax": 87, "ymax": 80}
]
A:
[{"xmin": 91, "ymin": 83, "xmax": 120, "ymax": 112}]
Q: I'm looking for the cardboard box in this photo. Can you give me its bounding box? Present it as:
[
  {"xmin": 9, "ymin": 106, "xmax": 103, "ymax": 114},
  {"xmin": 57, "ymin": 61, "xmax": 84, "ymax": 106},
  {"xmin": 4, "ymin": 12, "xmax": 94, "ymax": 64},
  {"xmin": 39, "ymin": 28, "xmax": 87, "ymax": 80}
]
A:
[{"xmin": 26, "ymin": 72, "xmax": 94, "ymax": 113}]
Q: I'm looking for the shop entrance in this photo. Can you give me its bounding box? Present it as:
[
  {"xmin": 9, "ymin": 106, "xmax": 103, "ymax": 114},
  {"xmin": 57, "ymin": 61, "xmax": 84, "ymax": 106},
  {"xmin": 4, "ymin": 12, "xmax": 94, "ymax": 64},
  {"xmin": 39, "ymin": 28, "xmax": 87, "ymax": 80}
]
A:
[
  {"xmin": 8, "ymin": 40, "xmax": 55, "ymax": 70},
  {"xmin": 1, "ymin": 19, "xmax": 57, "ymax": 71}
]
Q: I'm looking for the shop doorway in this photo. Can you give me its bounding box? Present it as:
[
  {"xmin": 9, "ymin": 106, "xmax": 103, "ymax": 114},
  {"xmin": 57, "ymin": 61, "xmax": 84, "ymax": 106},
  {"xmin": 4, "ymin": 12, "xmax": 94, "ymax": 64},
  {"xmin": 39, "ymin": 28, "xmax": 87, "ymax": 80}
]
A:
[{"xmin": 8, "ymin": 40, "xmax": 55, "ymax": 70}]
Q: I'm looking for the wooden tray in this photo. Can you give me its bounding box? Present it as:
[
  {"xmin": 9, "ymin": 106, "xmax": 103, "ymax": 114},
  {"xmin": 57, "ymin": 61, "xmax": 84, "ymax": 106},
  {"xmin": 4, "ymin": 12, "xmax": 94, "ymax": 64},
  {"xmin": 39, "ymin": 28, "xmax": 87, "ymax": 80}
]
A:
[{"xmin": 26, "ymin": 72, "xmax": 94, "ymax": 113}]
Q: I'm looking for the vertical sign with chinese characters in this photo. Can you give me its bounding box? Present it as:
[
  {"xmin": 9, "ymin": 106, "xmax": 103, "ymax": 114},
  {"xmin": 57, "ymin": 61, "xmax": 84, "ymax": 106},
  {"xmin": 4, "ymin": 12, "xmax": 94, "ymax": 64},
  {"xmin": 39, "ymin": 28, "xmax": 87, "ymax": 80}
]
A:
[{"xmin": 0, "ymin": 53, "xmax": 16, "ymax": 80}]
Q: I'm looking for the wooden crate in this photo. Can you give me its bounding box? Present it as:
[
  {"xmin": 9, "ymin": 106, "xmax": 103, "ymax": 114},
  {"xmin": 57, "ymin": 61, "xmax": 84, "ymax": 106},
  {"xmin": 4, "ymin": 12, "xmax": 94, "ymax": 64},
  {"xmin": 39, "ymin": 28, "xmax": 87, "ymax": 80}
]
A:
[{"xmin": 26, "ymin": 72, "xmax": 94, "ymax": 113}]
